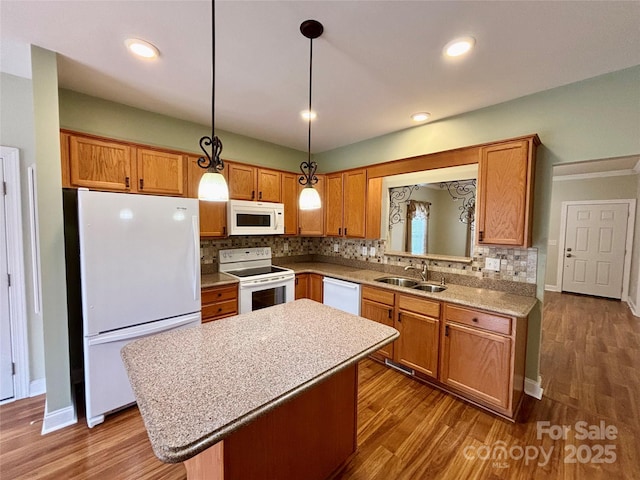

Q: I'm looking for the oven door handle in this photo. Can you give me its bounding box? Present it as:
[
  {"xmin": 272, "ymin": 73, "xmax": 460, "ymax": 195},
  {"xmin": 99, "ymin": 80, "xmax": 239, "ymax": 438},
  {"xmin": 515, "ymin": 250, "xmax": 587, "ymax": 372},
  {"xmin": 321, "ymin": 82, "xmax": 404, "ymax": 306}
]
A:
[{"xmin": 239, "ymin": 275, "xmax": 294, "ymax": 288}]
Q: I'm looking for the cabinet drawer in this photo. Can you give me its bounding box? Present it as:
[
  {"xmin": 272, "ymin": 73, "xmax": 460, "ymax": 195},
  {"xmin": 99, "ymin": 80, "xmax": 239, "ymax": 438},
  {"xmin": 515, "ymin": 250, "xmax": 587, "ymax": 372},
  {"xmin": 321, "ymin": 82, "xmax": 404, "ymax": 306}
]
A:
[
  {"xmin": 362, "ymin": 285, "xmax": 395, "ymax": 306},
  {"xmin": 202, "ymin": 285, "xmax": 237, "ymax": 304},
  {"xmin": 445, "ymin": 304, "xmax": 511, "ymax": 335},
  {"xmin": 398, "ymin": 294, "xmax": 440, "ymax": 318},
  {"xmin": 202, "ymin": 299, "xmax": 238, "ymax": 321}
]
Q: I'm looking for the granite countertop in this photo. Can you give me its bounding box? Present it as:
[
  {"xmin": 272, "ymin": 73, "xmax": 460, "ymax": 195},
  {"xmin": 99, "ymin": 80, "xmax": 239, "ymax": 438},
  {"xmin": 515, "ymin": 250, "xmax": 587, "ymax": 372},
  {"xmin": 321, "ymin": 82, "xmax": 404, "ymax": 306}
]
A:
[
  {"xmin": 201, "ymin": 272, "xmax": 238, "ymax": 288},
  {"xmin": 278, "ymin": 262, "xmax": 537, "ymax": 318},
  {"xmin": 121, "ymin": 299, "xmax": 398, "ymax": 463}
]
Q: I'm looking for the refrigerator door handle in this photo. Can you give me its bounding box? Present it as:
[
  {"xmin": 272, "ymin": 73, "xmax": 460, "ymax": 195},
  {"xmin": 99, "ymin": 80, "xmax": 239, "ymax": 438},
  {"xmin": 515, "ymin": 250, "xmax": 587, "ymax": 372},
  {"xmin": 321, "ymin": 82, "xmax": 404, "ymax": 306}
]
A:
[
  {"xmin": 87, "ymin": 314, "xmax": 199, "ymax": 346},
  {"xmin": 192, "ymin": 215, "xmax": 199, "ymax": 300}
]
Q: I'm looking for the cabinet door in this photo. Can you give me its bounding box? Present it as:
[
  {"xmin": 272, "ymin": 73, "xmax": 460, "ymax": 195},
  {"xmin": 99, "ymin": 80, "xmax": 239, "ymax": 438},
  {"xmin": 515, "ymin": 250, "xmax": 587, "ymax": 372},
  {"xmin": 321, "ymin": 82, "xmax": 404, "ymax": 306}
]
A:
[
  {"xmin": 69, "ymin": 135, "xmax": 132, "ymax": 191},
  {"xmin": 281, "ymin": 173, "xmax": 298, "ymax": 235},
  {"xmin": 295, "ymin": 273, "xmax": 309, "ymax": 299},
  {"xmin": 308, "ymin": 273, "xmax": 324, "ymax": 302},
  {"xmin": 137, "ymin": 148, "xmax": 185, "ymax": 196},
  {"xmin": 361, "ymin": 299, "xmax": 395, "ymax": 360},
  {"xmin": 228, "ymin": 163, "xmax": 257, "ymax": 200},
  {"xmin": 187, "ymin": 156, "xmax": 227, "ymax": 237},
  {"xmin": 257, "ymin": 168, "xmax": 281, "ymax": 202},
  {"xmin": 476, "ymin": 139, "xmax": 535, "ymax": 246},
  {"xmin": 343, "ymin": 169, "xmax": 367, "ymax": 238},
  {"xmin": 441, "ymin": 322, "xmax": 511, "ymax": 409},
  {"xmin": 325, "ymin": 173, "xmax": 344, "ymax": 236},
  {"xmin": 395, "ymin": 310, "xmax": 439, "ymax": 378},
  {"xmin": 298, "ymin": 175, "xmax": 325, "ymax": 236}
]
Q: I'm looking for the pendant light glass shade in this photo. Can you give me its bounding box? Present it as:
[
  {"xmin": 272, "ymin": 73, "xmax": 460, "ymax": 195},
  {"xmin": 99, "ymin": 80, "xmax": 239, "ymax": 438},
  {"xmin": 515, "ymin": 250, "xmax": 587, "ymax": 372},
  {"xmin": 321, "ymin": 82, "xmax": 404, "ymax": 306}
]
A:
[
  {"xmin": 299, "ymin": 185, "xmax": 321, "ymax": 210},
  {"xmin": 198, "ymin": 171, "xmax": 229, "ymax": 201}
]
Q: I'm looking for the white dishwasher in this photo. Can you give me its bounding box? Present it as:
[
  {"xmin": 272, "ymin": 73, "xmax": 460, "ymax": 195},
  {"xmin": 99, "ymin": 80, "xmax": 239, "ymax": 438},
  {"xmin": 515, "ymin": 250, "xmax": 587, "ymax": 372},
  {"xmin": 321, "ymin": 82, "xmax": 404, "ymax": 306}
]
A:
[{"xmin": 323, "ymin": 277, "xmax": 361, "ymax": 315}]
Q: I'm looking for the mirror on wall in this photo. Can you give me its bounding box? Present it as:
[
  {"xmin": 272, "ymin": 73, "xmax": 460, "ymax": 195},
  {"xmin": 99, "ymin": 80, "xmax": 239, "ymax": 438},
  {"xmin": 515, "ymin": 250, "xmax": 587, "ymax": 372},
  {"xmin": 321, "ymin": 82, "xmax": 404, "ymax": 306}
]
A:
[{"xmin": 380, "ymin": 164, "xmax": 479, "ymax": 260}]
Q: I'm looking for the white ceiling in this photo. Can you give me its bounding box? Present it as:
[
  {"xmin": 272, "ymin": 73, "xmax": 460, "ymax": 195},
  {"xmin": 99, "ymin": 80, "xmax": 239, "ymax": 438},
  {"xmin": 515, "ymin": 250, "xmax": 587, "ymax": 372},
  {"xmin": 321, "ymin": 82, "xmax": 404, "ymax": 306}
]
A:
[{"xmin": 1, "ymin": 1, "xmax": 639, "ymax": 153}]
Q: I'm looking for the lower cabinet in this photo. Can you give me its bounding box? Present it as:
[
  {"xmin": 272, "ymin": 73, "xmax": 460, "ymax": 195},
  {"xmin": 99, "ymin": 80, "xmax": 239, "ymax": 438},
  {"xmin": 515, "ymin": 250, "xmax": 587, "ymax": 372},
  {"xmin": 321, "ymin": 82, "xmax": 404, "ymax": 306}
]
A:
[
  {"xmin": 360, "ymin": 284, "xmax": 528, "ymax": 420},
  {"xmin": 201, "ymin": 284, "xmax": 238, "ymax": 323},
  {"xmin": 294, "ymin": 273, "xmax": 324, "ymax": 302}
]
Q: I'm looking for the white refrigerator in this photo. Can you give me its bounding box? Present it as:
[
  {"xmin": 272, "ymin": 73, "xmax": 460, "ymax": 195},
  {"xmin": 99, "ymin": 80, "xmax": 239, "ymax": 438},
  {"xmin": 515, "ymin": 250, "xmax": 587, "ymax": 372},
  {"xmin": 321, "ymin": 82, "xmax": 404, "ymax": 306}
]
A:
[{"xmin": 76, "ymin": 189, "xmax": 201, "ymax": 427}]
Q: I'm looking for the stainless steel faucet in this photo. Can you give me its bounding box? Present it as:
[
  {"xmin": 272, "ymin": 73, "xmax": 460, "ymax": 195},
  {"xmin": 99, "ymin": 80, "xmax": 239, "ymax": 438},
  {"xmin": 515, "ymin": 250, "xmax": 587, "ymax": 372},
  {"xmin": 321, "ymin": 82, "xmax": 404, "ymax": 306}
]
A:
[{"xmin": 404, "ymin": 263, "xmax": 428, "ymax": 282}]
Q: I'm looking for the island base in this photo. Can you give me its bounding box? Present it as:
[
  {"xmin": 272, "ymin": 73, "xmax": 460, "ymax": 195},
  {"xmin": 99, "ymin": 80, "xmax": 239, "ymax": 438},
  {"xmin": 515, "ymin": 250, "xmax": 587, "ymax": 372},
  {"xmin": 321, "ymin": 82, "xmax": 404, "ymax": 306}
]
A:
[{"xmin": 185, "ymin": 364, "xmax": 358, "ymax": 480}]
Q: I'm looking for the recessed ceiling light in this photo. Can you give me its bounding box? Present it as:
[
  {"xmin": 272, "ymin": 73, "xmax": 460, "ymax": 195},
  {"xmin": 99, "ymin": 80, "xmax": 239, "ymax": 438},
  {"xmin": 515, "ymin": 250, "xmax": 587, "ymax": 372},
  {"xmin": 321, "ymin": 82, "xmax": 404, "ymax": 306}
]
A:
[
  {"xmin": 443, "ymin": 36, "xmax": 475, "ymax": 57},
  {"xmin": 125, "ymin": 38, "xmax": 159, "ymax": 59},
  {"xmin": 301, "ymin": 110, "xmax": 317, "ymax": 121},
  {"xmin": 411, "ymin": 112, "xmax": 431, "ymax": 122}
]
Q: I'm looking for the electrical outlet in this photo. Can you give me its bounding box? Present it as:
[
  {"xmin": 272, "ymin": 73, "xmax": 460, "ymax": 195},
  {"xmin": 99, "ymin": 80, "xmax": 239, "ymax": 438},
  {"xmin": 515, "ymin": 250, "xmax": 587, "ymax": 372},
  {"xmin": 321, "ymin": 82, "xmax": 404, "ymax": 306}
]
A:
[
  {"xmin": 485, "ymin": 257, "xmax": 500, "ymax": 271},
  {"xmin": 283, "ymin": 242, "xmax": 289, "ymax": 252},
  {"xmin": 369, "ymin": 246, "xmax": 376, "ymax": 257},
  {"xmin": 333, "ymin": 243, "xmax": 339, "ymax": 252},
  {"xmin": 361, "ymin": 246, "xmax": 368, "ymax": 256}
]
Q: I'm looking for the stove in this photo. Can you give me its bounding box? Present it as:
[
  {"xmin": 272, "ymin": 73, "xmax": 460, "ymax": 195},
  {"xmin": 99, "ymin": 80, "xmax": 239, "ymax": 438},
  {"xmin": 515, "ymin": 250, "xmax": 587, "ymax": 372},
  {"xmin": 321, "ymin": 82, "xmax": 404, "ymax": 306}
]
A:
[{"xmin": 219, "ymin": 247, "xmax": 295, "ymax": 313}]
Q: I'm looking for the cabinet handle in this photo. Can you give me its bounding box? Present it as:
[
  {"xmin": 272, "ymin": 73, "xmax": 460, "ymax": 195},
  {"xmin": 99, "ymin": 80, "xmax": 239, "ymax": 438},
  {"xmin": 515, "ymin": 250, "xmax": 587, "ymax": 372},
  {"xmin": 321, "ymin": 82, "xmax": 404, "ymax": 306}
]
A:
[
  {"xmin": 479, "ymin": 231, "xmax": 484, "ymax": 242},
  {"xmin": 295, "ymin": 278, "xmax": 299, "ymax": 285},
  {"xmin": 217, "ymin": 307, "xmax": 222, "ymax": 312},
  {"xmin": 397, "ymin": 312, "xmax": 402, "ymax": 323},
  {"xmin": 125, "ymin": 176, "xmax": 130, "ymax": 188},
  {"xmin": 139, "ymin": 178, "xmax": 144, "ymax": 190},
  {"xmin": 388, "ymin": 309, "xmax": 392, "ymax": 319},
  {"xmin": 251, "ymin": 190, "xmax": 255, "ymax": 200},
  {"xmin": 338, "ymin": 228, "xmax": 342, "ymax": 236},
  {"xmin": 223, "ymin": 226, "xmax": 226, "ymax": 235},
  {"xmin": 472, "ymin": 318, "xmax": 478, "ymax": 323},
  {"xmin": 259, "ymin": 191, "xmax": 262, "ymax": 200},
  {"xmin": 298, "ymin": 227, "xmax": 301, "ymax": 235},
  {"xmin": 344, "ymin": 228, "xmax": 348, "ymax": 236},
  {"xmin": 445, "ymin": 325, "xmax": 449, "ymax": 336},
  {"xmin": 217, "ymin": 293, "xmax": 222, "ymax": 298}
]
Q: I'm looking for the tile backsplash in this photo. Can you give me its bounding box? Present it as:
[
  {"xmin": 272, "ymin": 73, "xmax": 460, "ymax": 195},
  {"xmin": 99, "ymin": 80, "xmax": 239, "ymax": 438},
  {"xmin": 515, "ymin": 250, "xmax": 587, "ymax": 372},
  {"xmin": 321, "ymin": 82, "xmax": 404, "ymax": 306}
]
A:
[{"xmin": 201, "ymin": 236, "xmax": 537, "ymax": 291}]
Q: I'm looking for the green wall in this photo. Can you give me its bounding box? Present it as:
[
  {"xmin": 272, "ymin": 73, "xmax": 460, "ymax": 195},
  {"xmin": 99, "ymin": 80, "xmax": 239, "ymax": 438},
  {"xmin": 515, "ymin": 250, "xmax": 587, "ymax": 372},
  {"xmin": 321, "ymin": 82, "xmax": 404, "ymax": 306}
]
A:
[
  {"xmin": 58, "ymin": 89, "xmax": 306, "ymax": 172},
  {"xmin": 0, "ymin": 72, "xmax": 46, "ymax": 384},
  {"xmin": 318, "ymin": 65, "xmax": 640, "ymax": 382},
  {"xmin": 31, "ymin": 47, "xmax": 71, "ymax": 413}
]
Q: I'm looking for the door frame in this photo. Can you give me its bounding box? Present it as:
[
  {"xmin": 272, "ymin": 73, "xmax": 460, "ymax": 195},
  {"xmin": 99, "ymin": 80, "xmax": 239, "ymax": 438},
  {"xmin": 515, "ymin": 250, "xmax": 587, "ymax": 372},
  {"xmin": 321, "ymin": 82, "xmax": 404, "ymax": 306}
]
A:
[
  {"xmin": 556, "ymin": 199, "xmax": 636, "ymax": 301},
  {"xmin": 0, "ymin": 146, "xmax": 29, "ymax": 402}
]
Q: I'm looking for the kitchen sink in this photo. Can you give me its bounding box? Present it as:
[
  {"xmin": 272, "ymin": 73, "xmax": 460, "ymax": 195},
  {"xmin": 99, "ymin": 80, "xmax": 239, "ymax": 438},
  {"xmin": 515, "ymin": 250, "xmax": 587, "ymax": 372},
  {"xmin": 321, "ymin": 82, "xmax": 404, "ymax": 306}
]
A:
[
  {"xmin": 374, "ymin": 277, "xmax": 419, "ymax": 288},
  {"xmin": 412, "ymin": 283, "xmax": 447, "ymax": 293}
]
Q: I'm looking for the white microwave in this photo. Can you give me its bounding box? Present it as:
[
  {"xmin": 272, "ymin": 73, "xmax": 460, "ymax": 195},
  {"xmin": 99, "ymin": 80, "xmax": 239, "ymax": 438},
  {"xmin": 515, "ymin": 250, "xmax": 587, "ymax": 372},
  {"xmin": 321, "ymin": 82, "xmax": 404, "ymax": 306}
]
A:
[{"xmin": 227, "ymin": 200, "xmax": 285, "ymax": 235}]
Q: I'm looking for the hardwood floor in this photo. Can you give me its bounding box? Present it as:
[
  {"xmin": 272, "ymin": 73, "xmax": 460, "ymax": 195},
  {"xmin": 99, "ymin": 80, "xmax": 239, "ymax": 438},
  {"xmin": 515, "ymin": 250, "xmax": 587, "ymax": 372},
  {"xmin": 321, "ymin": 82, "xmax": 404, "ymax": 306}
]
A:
[{"xmin": 1, "ymin": 292, "xmax": 638, "ymax": 479}]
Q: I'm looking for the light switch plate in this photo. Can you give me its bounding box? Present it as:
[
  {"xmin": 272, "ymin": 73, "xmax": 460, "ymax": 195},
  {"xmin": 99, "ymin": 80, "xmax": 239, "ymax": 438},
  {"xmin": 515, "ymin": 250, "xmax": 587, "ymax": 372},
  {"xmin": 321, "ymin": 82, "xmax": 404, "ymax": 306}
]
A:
[
  {"xmin": 485, "ymin": 257, "xmax": 500, "ymax": 271},
  {"xmin": 333, "ymin": 243, "xmax": 339, "ymax": 252},
  {"xmin": 361, "ymin": 246, "xmax": 368, "ymax": 256},
  {"xmin": 369, "ymin": 246, "xmax": 376, "ymax": 257}
]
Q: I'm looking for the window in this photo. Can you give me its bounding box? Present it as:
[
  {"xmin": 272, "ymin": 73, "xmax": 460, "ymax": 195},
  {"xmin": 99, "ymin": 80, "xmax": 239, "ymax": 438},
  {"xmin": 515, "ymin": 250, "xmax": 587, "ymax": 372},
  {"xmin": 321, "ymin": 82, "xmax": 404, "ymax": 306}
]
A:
[{"xmin": 405, "ymin": 200, "xmax": 430, "ymax": 255}]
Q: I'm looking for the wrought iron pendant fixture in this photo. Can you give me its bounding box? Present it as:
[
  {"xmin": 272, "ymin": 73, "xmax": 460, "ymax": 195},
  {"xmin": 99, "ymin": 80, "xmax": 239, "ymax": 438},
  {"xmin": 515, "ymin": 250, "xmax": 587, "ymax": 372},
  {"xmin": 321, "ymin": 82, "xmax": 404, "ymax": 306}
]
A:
[
  {"xmin": 197, "ymin": 0, "xmax": 229, "ymax": 202},
  {"xmin": 298, "ymin": 19, "xmax": 323, "ymax": 211}
]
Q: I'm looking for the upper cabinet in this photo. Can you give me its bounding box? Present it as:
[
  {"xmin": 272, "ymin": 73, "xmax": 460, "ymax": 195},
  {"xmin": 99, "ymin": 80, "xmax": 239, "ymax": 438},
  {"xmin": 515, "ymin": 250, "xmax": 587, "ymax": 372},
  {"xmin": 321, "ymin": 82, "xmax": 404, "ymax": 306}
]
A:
[
  {"xmin": 187, "ymin": 156, "xmax": 227, "ymax": 238},
  {"xmin": 476, "ymin": 136, "xmax": 538, "ymax": 247},
  {"xmin": 325, "ymin": 169, "xmax": 367, "ymax": 238},
  {"xmin": 227, "ymin": 163, "xmax": 281, "ymax": 202},
  {"xmin": 281, "ymin": 172, "xmax": 299, "ymax": 236},
  {"xmin": 62, "ymin": 131, "xmax": 186, "ymax": 196},
  {"xmin": 67, "ymin": 134, "xmax": 132, "ymax": 192}
]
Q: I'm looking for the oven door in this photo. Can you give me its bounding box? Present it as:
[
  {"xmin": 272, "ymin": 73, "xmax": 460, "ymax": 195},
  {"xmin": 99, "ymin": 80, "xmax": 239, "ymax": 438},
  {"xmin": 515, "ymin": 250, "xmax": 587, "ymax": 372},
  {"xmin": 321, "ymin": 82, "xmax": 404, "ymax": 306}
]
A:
[{"xmin": 238, "ymin": 275, "xmax": 295, "ymax": 314}]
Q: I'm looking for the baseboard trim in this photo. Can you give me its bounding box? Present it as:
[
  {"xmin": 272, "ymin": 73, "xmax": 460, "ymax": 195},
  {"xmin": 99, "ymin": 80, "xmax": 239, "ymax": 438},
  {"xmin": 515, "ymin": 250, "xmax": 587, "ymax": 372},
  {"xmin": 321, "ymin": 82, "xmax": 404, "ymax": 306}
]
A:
[
  {"xmin": 544, "ymin": 284, "xmax": 561, "ymax": 292},
  {"xmin": 41, "ymin": 399, "xmax": 77, "ymax": 435},
  {"xmin": 29, "ymin": 378, "xmax": 46, "ymax": 397},
  {"xmin": 524, "ymin": 376, "xmax": 544, "ymax": 400},
  {"xmin": 627, "ymin": 297, "xmax": 639, "ymax": 318}
]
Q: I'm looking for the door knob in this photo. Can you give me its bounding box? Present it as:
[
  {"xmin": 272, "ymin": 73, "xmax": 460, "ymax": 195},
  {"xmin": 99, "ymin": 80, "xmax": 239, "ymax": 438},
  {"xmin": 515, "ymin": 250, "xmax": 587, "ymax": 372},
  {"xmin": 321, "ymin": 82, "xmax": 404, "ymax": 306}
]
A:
[
  {"xmin": 566, "ymin": 254, "xmax": 572, "ymax": 258},
  {"xmin": 566, "ymin": 248, "xmax": 572, "ymax": 252}
]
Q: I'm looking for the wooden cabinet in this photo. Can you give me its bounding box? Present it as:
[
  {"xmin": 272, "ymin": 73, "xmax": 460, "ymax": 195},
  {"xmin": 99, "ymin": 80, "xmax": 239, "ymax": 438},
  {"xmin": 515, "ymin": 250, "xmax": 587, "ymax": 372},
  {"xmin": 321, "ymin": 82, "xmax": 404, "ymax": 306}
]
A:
[
  {"xmin": 136, "ymin": 148, "xmax": 185, "ymax": 196},
  {"xmin": 281, "ymin": 172, "xmax": 299, "ymax": 236},
  {"xmin": 476, "ymin": 136, "xmax": 538, "ymax": 247},
  {"xmin": 361, "ymin": 286, "xmax": 396, "ymax": 360},
  {"xmin": 186, "ymin": 156, "xmax": 228, "ymax": 237},
  {"xmin": 325, "ymin": 169, "xmax": 367, "ymax": 238},
  {"xmin": 395, "ymin": 294, "xmax": 440, "ymax": 378},
  {"xmin": 294, "ymin": 273, "xmax": 323, "ymax": 302},
  {"xmin": 62, "ymin": 131, "xmax": 187, "ymax": 197},
  {"xmin": 298, "ymin": 175, "xmax": 325, "ymax": 236},
  {"xmin": 201, "ymin": 284, "xmax": 238, "ymax": 323},
  {"xmin": 67, "ymin": 135, "xmax": 132, "ymax": 191},
  {"xmin": 227, "ymin": 163, "xmax": 281, "ymax": 202},
  {"xmin": 440, "ymin": 303, "xmax": 527, "ymax": 417}
]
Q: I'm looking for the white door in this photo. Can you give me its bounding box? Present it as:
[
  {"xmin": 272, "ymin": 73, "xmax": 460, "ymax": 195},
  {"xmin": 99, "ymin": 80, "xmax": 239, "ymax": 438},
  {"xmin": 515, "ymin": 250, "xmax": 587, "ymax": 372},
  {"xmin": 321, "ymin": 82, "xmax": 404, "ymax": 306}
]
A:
[
  {"xmin": 0, "ymin": 157, "xmax": 14, "ymax": 401},
  {"xmin": 562, "ymin": 203, "xmax": 628, "ymax": 299}
]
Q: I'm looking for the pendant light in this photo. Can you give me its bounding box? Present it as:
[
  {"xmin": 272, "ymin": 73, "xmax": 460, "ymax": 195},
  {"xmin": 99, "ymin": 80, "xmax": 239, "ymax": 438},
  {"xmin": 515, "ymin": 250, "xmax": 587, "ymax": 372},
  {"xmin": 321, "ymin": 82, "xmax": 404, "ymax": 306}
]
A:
[
  {"xmin": 197, "ymin": 0, "xmax": 229, "ymax": 202},
  {"xmin": 298, "ymin": 20, "xmax": 323, "ymax": 211}
]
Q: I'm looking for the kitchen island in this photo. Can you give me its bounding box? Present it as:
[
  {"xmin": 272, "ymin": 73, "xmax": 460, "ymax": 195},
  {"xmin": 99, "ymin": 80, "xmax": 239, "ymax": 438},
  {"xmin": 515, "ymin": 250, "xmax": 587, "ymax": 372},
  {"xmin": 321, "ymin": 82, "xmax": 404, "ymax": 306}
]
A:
[{"xmin": 122, "ymin": 299, "xmax": 399, "ymax": 480}]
